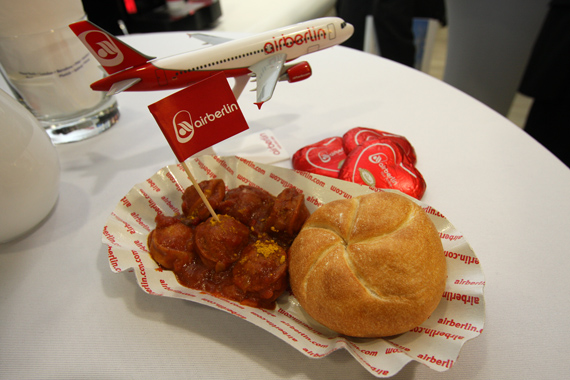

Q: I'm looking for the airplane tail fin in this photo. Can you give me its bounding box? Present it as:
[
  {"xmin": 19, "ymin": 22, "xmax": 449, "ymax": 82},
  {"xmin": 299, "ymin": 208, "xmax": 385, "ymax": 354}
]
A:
[{"xmin": 69, "ymin": 21, "xmax": 155, "ymax": 75}]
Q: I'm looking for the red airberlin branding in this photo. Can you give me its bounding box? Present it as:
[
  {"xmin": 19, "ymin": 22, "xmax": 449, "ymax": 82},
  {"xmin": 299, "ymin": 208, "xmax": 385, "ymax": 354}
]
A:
[
  {"xmin": 69, "ymin": 21, "xmax": 153, "ymax": 74},
  {"xmin": 264, "ymin": 27, "xmax": 327, "ymax": 54},
  {"xmin": 149, "ymin": 73, "xmax": 249, "ymax": 162},
  {"xmin": 172, "ymin": 104, "xmax": 239, "ymax": 144},
  {"xmin": 76, "ymin": 29, "xmax": 124, "ymax": 67}
]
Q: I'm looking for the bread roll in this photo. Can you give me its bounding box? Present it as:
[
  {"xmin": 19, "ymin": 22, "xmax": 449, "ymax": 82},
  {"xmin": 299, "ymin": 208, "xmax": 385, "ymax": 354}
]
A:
[{"xmin": 289, "ymin": 191, "xmax": 446, "ymax": 337}]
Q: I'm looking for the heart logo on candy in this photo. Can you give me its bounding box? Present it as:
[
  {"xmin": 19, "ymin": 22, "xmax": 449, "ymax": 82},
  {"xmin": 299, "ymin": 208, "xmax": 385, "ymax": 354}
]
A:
[
  {"xmin": 343, "ymin": 127, "xmax": 417, "ymax": 164},
  {"xmin": 338, "ymin": 139, "xmax": 426, "ymax": 199},
  {"xmin": 292, "ymin": 137, "xmax": 347, "ymax": 178}
]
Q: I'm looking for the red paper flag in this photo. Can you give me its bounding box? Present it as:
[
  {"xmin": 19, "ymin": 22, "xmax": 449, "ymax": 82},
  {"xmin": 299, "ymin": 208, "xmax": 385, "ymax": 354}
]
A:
[{"xmin": 148, "ymin": 73, "xmax": 249, "ymax": 162}]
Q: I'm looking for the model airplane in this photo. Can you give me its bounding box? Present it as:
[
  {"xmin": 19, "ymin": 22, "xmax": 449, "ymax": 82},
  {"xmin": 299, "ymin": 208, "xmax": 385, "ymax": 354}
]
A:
[{"xmin": 69, "ymin": 17, "xmax": 354, "ymax": 108}]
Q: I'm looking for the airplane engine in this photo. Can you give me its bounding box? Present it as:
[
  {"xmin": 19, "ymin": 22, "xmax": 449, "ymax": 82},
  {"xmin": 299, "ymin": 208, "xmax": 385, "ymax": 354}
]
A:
[{"xmin": 280, "ymin": 62, "xmax": 312, "ymax": 83}]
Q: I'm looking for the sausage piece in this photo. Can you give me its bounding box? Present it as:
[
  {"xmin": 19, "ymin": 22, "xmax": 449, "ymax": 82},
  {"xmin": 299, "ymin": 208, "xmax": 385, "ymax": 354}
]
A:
[
  {"xmin": 266, "ymin": 188, "xmax": 310, "ymax": 244},
  {"xmin": 181, "ymin": 179, "xmax": 225, "ymax": 225},
  {"xmin": 218, "ymin": 186, "xmax": 275, "ymax": 231},
  {"xmin": 232, "ymin": 239, "xmax": 288, "ymax": 304},
  {"xmin": 148, "ymin": 214, "xmax": 194, "ymax": 269},
  {"xmin": 194, "ymin": 214, "xmax": 250, "ymax": 272}
]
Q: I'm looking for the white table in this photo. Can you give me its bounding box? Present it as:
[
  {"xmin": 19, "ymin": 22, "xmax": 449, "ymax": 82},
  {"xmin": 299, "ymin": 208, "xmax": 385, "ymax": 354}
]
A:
[{"xmin": 1, "ymin": 31, "xmax": 570, "ymax": 380}]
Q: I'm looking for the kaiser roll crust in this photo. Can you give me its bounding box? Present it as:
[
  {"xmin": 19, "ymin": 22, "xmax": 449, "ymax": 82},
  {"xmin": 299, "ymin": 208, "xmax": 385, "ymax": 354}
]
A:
[{"xmin": 289, "ymin": 191, "xmax": 446, "ymax": 337}]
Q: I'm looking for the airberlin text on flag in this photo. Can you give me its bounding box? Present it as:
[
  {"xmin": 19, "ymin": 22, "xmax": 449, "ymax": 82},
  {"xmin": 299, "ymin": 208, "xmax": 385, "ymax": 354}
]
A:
[{"xmin": 148, "ymin": 73, "xmax": 249, "ymax": 162}]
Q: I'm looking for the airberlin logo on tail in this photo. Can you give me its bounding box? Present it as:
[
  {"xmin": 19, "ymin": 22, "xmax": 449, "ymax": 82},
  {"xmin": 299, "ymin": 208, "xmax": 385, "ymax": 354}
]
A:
[
  {"xmin": 173, "ymin": 103, "xmax": 239, "ymax": 144},
  {"xmin": 77, "ymin": 30, "xmax": 124, "ymax": 67}
]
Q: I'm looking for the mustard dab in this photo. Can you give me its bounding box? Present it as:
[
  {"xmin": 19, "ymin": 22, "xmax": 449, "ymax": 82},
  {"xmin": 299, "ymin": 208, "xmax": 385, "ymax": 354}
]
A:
[{"xmin": 254, "ymin": 239, "xmax": 280, "ymax": 258}]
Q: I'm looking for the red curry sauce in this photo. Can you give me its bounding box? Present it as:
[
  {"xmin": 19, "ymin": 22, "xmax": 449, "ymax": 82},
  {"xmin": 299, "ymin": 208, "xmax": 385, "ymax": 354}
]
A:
[{"xmin": 147, "ymin": 179, "xmax": 309, "ymax": 309}]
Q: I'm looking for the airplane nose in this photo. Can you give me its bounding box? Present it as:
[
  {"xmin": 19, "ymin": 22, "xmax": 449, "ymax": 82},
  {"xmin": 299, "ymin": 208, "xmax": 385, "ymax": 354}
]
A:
[
  {"xmin": 346, "ymin": 22, "xmax": 354, "ymax": 37},
  {"xmin": 341, "ymin": 22, "xmax": 354, "ymax": 42}
]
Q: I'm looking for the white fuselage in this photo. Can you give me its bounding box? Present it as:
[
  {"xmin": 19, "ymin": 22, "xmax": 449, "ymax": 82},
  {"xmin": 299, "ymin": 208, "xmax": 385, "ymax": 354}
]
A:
[{"xmin": 157, "ymin": 17, "xmax": 351, "ymax": 72}]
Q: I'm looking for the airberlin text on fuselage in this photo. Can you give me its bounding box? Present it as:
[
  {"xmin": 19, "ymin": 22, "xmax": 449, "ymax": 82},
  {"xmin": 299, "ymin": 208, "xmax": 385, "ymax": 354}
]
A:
[{"xmin": 264, "ymin": 27, "xmax": 327, "ymax": 54}]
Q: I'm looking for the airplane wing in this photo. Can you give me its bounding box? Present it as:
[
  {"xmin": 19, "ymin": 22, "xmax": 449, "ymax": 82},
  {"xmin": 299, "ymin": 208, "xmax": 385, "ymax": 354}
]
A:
[
  {"xmin": 188, "ymin": 33, "xmax": 233, "ymax": 45},
  {"xmin": 248, "ymin": 53, "xmax": 287, "ymax": 109}
]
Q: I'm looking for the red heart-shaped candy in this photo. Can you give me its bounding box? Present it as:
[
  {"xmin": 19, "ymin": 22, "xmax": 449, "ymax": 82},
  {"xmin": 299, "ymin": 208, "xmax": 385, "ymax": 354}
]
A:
[
  {"xmin": 292, "ymin": 136, "xmax": 347, "ymax": 178},
  {"xmin": 338, "ymin": 138, "xmax": 426, "ymax": 199},
  {"xmin": 342, "ymin": 127, "xmax": 417, "ymax": 164}
]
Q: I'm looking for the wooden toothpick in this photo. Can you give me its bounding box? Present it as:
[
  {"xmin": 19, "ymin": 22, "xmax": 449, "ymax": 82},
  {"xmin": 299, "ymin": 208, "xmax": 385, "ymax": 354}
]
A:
[{"xmin": 181, "ymin": 160, "xmax": 220, "ymax": 222}]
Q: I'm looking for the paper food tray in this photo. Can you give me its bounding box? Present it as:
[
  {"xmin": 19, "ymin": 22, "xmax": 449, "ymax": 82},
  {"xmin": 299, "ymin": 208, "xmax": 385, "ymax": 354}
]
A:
[{"xmin": 102, "ymin": 155, "xmax": 485, "ymax": 378}]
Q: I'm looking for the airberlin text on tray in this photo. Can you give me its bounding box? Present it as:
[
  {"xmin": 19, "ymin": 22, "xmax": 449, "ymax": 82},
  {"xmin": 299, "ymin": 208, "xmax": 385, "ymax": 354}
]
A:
[
  {"xmin": 410, "ymin": 326, "xmax": 465, "ymax": 341},
  {"xmin": 132, "ymin": 249, "xmax": 156, "ymax": 295},
  {"xmin": 442, "ymin": 291, "xmax": 481, "ymax": 306},
  {"xmin": 438, "ymin": 317, "xmax": 483, "ymax": 333},
  {"xmin": 108, "ymin": 246, "xmax": 120, "ymax": 272},
  {"xmin": 294, "ymin": 170, "xmax": 326, "ymax": 188},
  {"xmin": 444, "ymin": 250, "xmax": 480, "ymax": 265},
  {"xmin": 165, "ymin": 171, "xmax": 185, "ymax": 193},
  {"xmin": 131, "ymin": 211, "xmax": 151, "ymax": 231},
  {"xmin": 212, "ymin": 155, "xmax": 236, "ymax": 175},
  {"xmin": 162, "ymin": 195, "xmax": 180, "ymax": 215},
  {"xmin": 439, "ymin": 232, "xmax": 463, "ymax": 242},
  {"xmin": 146, "ymin": 178, "xmax": 161, "ymax": 192},
  {"xmin": 139, "ymin": 189, "xmax": 162, "ymax": 219},
  {"xmin": 417, "ymin": 354, "xmax": 454, "ymax": 369}
]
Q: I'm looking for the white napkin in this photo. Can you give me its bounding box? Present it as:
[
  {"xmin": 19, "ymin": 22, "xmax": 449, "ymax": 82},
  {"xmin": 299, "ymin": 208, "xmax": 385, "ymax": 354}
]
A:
[{"xmin": 213, "ymin": 129, "xmax": 290, "ymax": 164}]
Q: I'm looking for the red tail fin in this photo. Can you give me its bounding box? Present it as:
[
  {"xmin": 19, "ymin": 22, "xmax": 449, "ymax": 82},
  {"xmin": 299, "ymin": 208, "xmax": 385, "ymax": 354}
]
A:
[{"xmin": 69, "ymin": 21, "xmax": 155, "ymax": 75}]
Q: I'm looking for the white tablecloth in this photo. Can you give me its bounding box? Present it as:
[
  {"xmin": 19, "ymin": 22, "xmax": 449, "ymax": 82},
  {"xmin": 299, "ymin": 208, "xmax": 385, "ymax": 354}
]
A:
[{"xmin": 1, "ymin": 30, "xmax": 570, "ymax": 380}]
